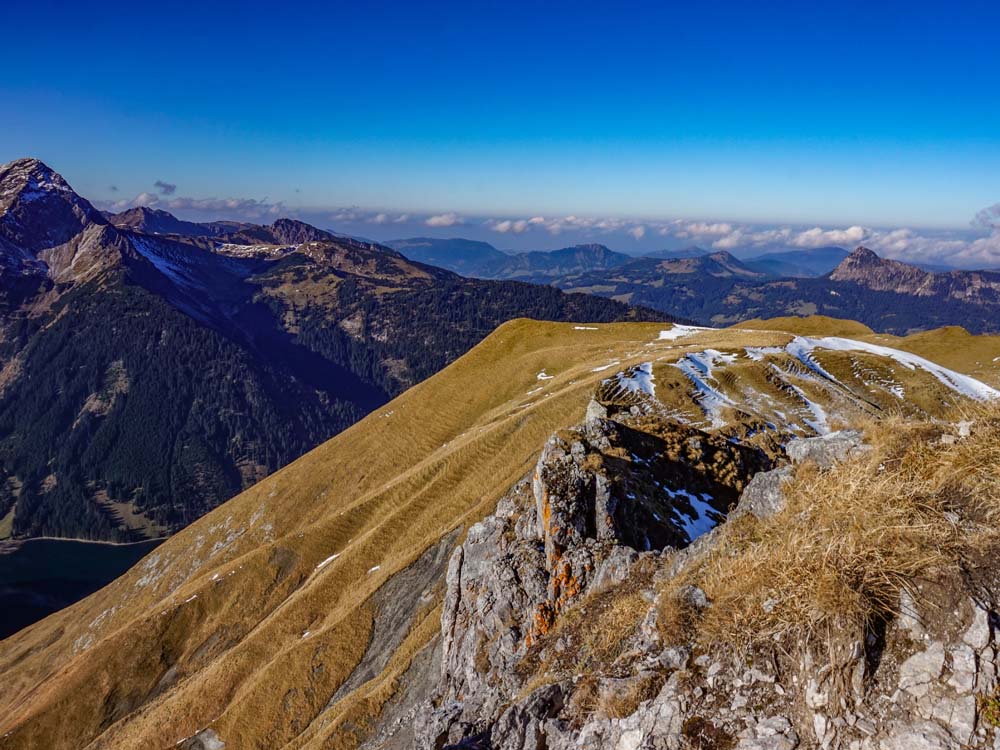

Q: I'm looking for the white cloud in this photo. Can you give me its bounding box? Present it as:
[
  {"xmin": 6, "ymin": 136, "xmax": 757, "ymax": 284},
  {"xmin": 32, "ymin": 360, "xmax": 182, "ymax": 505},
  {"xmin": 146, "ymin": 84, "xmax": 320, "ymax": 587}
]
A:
[
  {"xmin": 330, "ymin": 208, "xmax": 364, "ymax": 222},
  {"xmin": 668, "ymin": 220, "xmax": 734, "ymax": 238},
  {"xmin": 789, "ymin": 225, "xmax": 869, "ymax": 248},
  {"xmin": 711, "ymin": 230, "xmax": 746, "ymax": 250},
  {"xmin": 629, "ymin": 225, "xmax": 646, "ymax": 240},
  {"xmin": 134, "ymin": 191, "xmax": 159, "ymax": 207},
  {"xmin": 425, "ymin": 212, "xmax": 462, "ymax": 227},
  {"xmin": 98, "ymin": 192, "xmax": 286, "ymax": 220},
  {"xmin": 489, "ymin": 218, "xmax": 533, "ymax": 234},
  {"xmin": 165, "ymin": 196, "xmax": 283, "ymax": 218},
  {"xmin": 370, "ymin": 213, "xmax": 388, "ymax": 224}
]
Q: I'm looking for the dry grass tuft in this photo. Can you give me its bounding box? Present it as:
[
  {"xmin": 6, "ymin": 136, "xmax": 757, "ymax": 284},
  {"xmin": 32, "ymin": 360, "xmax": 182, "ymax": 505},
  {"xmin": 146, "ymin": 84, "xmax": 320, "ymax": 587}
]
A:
[
  {"xmin": 597, "ymin": 672, "xmax": 666, "ymax": 719},
  {"xmin": 661, "ymin": 403, "xmax": 1000, "ymax": 652}
]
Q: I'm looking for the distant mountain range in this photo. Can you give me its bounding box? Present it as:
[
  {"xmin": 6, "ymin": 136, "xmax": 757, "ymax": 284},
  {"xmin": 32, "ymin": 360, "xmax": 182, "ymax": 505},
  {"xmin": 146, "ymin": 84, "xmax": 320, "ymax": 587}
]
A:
[
  {"xmin": 378, "ymin": 236, "xmax": 1000, "ymax": 332},
  {"xmin": 550, "ymin": 246, "xmax": 1000, "ymax": 333},
  {"xmin": 743, "ymin": 246, "xmax": 850, "ymax": 277},
  {"xmin": 387, "ymin": 237, "xmax": 632, "ymax": 281},
  {"xmin": 0, "ymin": 158, "xmax": 670, "ymax": 544},
  {"xmin": 382, "ymin": 237, "xmax": 509, "ymax": 274},
  {"xmin": 389, "ymin": 237, "xmax": 855, "ymax": 281}
]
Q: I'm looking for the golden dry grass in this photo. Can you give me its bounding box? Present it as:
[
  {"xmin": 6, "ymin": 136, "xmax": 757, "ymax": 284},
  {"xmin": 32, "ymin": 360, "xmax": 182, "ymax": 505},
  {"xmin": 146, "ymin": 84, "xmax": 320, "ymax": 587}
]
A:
[
  {"xmin": 0, "ymin": 505, "xmax": 14, "ymax": 539},
  {"xmin": 661, "ymin": 403, "xmax": 1000, "ymax": 652},
  {"xmin": 733, "ymin": 315, "xmax": 875, "ymax": 338},
  {"xmin": 0, "ymin": 317, "xmax": 995, "ymax": 750}
]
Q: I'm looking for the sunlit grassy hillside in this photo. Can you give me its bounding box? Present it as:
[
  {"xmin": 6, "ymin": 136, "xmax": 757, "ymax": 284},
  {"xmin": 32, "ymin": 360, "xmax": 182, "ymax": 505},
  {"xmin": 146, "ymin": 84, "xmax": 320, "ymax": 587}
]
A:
[{"xmin": 1, "ymin": 316, "xmax": 996, "ymax": 750}]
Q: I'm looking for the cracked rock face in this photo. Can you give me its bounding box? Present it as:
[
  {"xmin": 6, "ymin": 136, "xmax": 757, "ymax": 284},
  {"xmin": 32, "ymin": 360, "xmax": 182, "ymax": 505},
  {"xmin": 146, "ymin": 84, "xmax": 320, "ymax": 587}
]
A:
[
  {"xmin": 417, "ymin": 413, "xmax": 772, "ymax": 748},
  {"xmin": 408, "ymin": 412, "xmax": 1000, "ymax": 750}
]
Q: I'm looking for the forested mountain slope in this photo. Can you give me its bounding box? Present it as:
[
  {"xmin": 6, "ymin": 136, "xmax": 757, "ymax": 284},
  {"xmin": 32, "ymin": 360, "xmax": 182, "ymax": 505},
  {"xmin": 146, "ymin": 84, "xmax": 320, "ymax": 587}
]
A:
[{"xmin": 0, "ymin": 158, "xmax": 669, "ymax": 542}]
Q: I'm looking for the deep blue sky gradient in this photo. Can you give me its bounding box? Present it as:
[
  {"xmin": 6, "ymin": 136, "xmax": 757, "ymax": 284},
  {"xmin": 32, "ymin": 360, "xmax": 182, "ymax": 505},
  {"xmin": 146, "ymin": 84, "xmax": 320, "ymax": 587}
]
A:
[{"xmin": 2, "ymin": 0, "xmax": 999, "ymax": 231}]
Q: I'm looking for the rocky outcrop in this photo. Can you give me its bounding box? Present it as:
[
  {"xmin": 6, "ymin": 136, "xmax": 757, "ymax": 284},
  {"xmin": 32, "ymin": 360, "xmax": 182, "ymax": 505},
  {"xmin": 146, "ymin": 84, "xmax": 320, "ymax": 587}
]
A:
[
  {"xmin": 786, "ymin": 430, "xmax": 866, "ymax": 468},
  {"xmin": 730, "ymin": 465, "xmax": 793, "ymax": 521},
  {"xmin": 415, "ymin": 412, "xmax": 773, "ymax": 748},
  {"xmin": 409, "ymin": 413, "xmax": 1000, "ymax": 750}
]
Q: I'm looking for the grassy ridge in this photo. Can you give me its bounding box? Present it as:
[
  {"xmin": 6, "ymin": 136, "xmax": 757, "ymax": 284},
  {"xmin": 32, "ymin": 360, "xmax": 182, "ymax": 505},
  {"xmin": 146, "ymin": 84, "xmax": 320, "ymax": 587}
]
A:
[{"xmin": 0, "ymin": 316, "xmax": 994, "ymax": 750}]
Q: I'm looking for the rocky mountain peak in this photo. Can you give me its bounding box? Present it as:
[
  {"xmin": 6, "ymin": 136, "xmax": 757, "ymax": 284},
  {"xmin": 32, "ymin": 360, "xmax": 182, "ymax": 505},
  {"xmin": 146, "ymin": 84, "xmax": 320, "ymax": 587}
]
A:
[
  {"xmin": 109, "ymin": 206, "xmax": 222, "ymax": 238},
  {"xmin": 698, "ymin": 249, "xmax": 764, "ymax": 277},
  {"xmin": 114, "ymin": 206, "xmax": 172, "ymax": 223},
  {"xmin": 0, "ymin": 156, "xmax": 106, "ymax": 254},
  {"xmin": 829, "ymin": 246, "xmax": 930, "ymax": 289},
  {"xmin": 848, "ymin": 245, "xmax": 881, "ymax": 263},
  {"xmin": 268, "ymin": 217, "xmax": 337, "ymax": 244},
  {"xmin": 706, "ymin": 249, "xmax": 739, "ymax": 263}
]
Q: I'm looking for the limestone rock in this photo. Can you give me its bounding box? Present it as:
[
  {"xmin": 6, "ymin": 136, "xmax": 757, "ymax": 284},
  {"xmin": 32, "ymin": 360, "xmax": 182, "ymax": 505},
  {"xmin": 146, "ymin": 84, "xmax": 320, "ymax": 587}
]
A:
[
  {"xmin": 878, "ymin": 721, "xmax": 955, "ymax": 750},
  {"xmin": 786, "ymin": 430, "xmax": 865, "ymax": 468},
  {"xmin": 898, "ymin": 641, "xmax": 946, "ymax": 697},
  {"xmin": 489, "ymin": 683, "xmax": 566, "ymax": 750},
  {"xmin": 736, "ymin": 715, "xmax": 799, "ymax": 750},
  {"xmin": 585, "ymin": 399, "xmax": 609, "ymax": 422},
  {"xmin": 963, "ymin": 601, "xmax": 992, "ymax": 651},
  {"xmin": 732, "ymin": 465, "xmax": 793, "ymax": 520}
]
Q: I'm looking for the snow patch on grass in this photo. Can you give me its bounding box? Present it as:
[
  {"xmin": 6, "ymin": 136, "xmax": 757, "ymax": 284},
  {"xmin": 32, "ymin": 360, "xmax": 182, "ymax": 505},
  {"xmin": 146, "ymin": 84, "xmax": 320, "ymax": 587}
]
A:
[
  {"xmin": 315, "ymin": 553, "xmax": 340, "ymax": 570},
  {"xmin": 592, "ymin": 361, "xmax": 621, "ymax": 372},
  {"xmin": 657, "ymin": 324, "xmax": 713, "ymax": 341},
  {"xmin": 671, "ymin": 351, "xmax": 738, "ymax": 428},
  {"xmin": 608, "ymin": 362, "xmax": 656, "ymax": 397},
  {"xmin": 791, "ymin": 336, "xmax": 1000, "ymax": 401}
]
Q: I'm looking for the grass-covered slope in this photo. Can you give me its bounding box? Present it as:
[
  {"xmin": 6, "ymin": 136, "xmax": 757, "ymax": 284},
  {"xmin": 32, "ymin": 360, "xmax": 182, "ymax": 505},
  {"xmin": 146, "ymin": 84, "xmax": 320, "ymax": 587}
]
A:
[{"xmin": 0, "ymin": 317, "xmax": 996, "ymax": 749}]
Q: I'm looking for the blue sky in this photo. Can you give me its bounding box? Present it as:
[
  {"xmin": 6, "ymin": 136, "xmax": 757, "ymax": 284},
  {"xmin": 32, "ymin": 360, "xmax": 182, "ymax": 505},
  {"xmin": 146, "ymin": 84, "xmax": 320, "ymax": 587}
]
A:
[{"xmin": 2, "ymin": 1, "xmax": 999, "ymax": 264}]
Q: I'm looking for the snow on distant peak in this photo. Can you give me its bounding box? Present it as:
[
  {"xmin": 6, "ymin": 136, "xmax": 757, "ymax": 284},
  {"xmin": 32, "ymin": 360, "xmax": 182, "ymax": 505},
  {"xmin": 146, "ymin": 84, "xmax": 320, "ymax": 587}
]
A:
[{"xmin": 214, "ymin": 242, "xmax": 296, "ymax": 259}]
